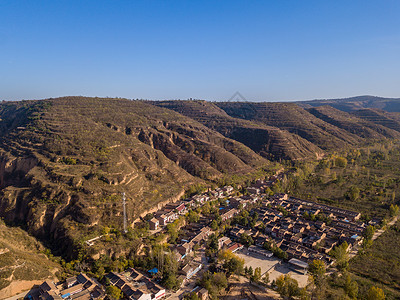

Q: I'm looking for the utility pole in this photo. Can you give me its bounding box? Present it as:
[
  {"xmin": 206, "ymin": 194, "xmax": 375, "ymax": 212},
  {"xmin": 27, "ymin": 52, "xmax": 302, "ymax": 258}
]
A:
[{"xmin": 122, "ymin": 192, "xmax": 127, "ymax": 233}]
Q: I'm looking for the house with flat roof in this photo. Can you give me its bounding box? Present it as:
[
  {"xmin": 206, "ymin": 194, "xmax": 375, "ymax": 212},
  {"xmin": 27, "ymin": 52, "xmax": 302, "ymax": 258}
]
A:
[
  {"xmin": 156, "ymin": 214, "xmax": 168, "ymax": 226},
  {"xmin": 221, "ymin": 208, "xmax": 238, "ymax": 221},
  {"xmin": 218, "ymin": 236, "xmax": 232, "ymax": 250},
  {"xmin": 227, "ymin": 242, "xmax": 243, "ymax": 253},
  {"xmin": 149, "ymin": 218, "xmax": 159, "ymax": 230},
  {"xmin": 181, "ymin": 262, "xmax": 202, "ymax": 280},
  {"xmin": 40, "ymin": 280, "xmax": 58, "ymax": 293},
  {"xmin": 197, "ymin": 287, "xmax": 208, "ymax": 300},
  {"xmin": 106, "ymin": 269, "xmax": 165, "ymax": 300}
]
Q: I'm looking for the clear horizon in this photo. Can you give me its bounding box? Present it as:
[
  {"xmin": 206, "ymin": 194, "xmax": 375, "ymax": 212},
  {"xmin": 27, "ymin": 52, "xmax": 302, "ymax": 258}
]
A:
[
  {"xmin": 1, "ymin": 1, "xmax": 400, "ymax": 102},
  {"xmin": 2, "ymin": 94, "xmax": 399, "ymax": 104}
]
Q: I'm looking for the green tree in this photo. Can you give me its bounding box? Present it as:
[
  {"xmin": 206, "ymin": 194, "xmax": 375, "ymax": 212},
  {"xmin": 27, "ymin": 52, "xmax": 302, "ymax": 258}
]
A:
[
  {"xmin": 201, "ymin": 271, "xmax": 228, "ymax": 297},
  {"xmin": 94, "ymin": 265, "xmax": 105, "ymax": 279},
  {"xmin": 102, "ymin": 226, "xmax": 111, "ymax": 235},
  {"xmin": 261, "ymin": 273, "xmax": 269, "ymax": 284},
  {"xmin": 308, "ymin": 260, "xmax": 326, "ymax": 278},
  {"xmin": 308, "ymin": 260, "xmax": 326, "ymax": 298},
  {"xmin": 239, "ymin": 233, "xmax": 254, "ymax": 246},
  {"xmin": 263, "ymin": 241, "xmax": 273, "ymax": 251},
  {"xmin": 272, "ymin": 246, "xmax": 288, "ymax": 260},
  {"xmin": 330, "ymin": 242, "xmax": 349, "ymax": 270},
  {"xmin": 202, "ymin": 202, "xmax": 211, "ymax": 215},
  {"xmin": 223, "ymin": 256, "xmax": 244, "ymax": 277},
  {"xmin": 106, "ymin": 286, "xmax": 122, "ymax": 300},
  {"xmin": 363, "ymin": 225, "xmax": 375, "ymax": 241},
  {"xmin": 366, "ymin": 286, "xmax": 385, "ymax": 300},
  {"xmin": 344, "ymin": 274, "xmax": 358, "ymax": 299},
  {"xmin": 210, "ymin": 219, "xmax": 218, "ymax": 231},
  {"xmin": 251, "ymin": 267, "xmax": 262, "ymax": 282},
  {"xmin": 162, "ymin": 271, "xmax": 181, "ymax": 291},
  {"xmin": 205, "ymin": 233, "xmax": 219, "ymax": 257},
  {"xmin": 160, "ymin": 252, "xmax": 181, "ymax": 291},
  {"xmin": 335, "ymin": 157, "xmax": 348, "ymax": 168},
  {"xmin": 144, "ymin": 213, "xmax": 154, "ymax": 221},
  {"xmin": 262, "ymin": 273, "xmax": 270, "ymax": 285},
  {"xmin": 390, "ymin": 204, "xmax": 399, "ymax": 217},
  {"xmin": 184, "ymin": 292, "xmax": 200, "ymax": 300},
  {"xmin": 275, "ymin": 274, "xmax": 301, "ymax": 299},
  {"xmin": 187, "ymin": 210, "xmax": 200, "ymax": 223},
  {"xmin": 166, "ymin": 223, "xmax": 179, "ymax": 244},
  {"xmin": 347, "ymin": 186, "xmax": 360, "ymax": 201},
  {"xmin": 213, "ymin": 272, "xmax": 228, "ymax": 292}
]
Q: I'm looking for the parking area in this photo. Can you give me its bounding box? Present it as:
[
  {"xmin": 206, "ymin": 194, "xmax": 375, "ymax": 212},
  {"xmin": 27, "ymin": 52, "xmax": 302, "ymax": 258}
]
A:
[
  {"xmin": 236, "ymin": 249, "xmax": 309, "ymax": 288},
  {"xmin": 236, "ymin": 249, "xmax": 280, "ymax": 275},
  {"xmin": 269, "ymin": 263, "xmax": 309, "ymax": 287}
]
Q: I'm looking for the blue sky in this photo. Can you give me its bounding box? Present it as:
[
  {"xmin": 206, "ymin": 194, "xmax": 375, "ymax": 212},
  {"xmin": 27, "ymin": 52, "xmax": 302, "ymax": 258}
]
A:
[{"xmin": 1, "ymin": 0, "xmax": 400, "ymax": 101}]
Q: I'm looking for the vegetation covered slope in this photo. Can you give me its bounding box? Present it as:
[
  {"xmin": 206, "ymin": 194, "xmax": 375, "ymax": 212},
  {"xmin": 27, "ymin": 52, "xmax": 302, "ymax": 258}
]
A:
[
  {"xmin": 215, "ymin": 102, "xmax": 369, "ymax": 150},
  {"xmin": 0, "ymin": 97, "xmax": 271, "ymax": 257},
  {"xmin": 283, "ymin": 143, "xmax": 400, "ymax": 219},
  {"xmin": 307, "ymin": 106, "xmax": 400, "ymax": 140},
  {"xmin": 152, "ymin": 100, "xmax": 323, "ymax": 161},
  {"xmin": 350, "ymin": 219, "xmax": 400, "ymax": 298},
  {"xmin": 0, "ymin": 220, "xmax": 60, "ymax": 296},
  {"xmin": 352, "ymin": 108, "xmax": 400, "ymax": 132}
]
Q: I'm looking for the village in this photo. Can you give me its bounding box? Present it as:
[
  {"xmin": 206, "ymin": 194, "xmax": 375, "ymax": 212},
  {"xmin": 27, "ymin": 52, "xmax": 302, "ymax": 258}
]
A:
[{"xmin": 33, "ymin": 173, "xmax": 369, "ymax": 300}]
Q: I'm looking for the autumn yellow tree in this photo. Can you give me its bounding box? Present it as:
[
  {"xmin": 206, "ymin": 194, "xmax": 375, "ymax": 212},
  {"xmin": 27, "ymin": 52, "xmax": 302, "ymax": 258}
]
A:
[{"xmin": 367, "ymin": 286, "xmax": 385, "ymax": 300}]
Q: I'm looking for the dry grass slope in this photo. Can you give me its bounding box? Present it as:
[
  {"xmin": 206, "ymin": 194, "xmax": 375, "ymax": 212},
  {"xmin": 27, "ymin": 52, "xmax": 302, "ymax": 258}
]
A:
[{"xmin": 0, "ymin": 222, "xmax": 59, "ymax": 295}]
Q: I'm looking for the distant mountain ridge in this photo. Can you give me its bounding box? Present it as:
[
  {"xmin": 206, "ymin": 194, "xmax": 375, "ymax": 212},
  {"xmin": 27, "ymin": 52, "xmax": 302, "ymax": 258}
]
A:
[{"xmin": 296, "ymin": 95, "xmax": 400, "ymax": 112}]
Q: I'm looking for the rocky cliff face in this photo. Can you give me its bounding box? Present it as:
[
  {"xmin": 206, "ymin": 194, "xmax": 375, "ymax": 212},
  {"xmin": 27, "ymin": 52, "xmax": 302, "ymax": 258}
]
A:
[{"xmin": 0, "ymin": 155, "xmax": 38, "ymax": 188}]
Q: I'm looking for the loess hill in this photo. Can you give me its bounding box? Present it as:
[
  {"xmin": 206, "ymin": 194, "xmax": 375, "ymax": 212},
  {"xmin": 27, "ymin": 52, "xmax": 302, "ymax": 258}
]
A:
[
  {"xmin": 153, "ymin": 100, "xmax": 324, "ymax": 161},
  {"xmin": 214, "ymin": 101, "xmax": 369, "ymax": 150},
  {"xmin": 1, "ymin": 96, "xmax": 400, "ymax": 260},
  {"xmin": 0, "ymin": 97, "xmax": 271, "ymax": 257},
  {"xmin": 169, "ymin": 101, "xmax": 400, "ymax": 152}
]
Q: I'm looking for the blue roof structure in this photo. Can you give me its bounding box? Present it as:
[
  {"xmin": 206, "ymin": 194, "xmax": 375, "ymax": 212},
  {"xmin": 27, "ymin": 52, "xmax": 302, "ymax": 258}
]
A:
[{"xmin": 148, "ymin": 268, "xmax": 158, "ymax": 274}]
